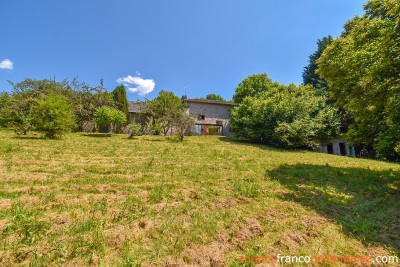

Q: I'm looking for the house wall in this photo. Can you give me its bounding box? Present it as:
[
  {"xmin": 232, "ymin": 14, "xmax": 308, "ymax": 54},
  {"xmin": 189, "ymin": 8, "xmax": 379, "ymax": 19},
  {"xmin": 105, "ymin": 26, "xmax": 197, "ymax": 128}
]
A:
[
  {"xmin": 315, "ymin": 138, "xmax": 355, "ymax": 157},
  {"xmin": 186, "ymin": 102, "xmax": 234, "ymax": 137}
]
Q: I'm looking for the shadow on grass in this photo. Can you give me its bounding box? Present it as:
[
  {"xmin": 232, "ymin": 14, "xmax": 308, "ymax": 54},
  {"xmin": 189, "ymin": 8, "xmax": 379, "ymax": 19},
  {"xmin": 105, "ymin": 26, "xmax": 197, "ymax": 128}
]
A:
[
  {"xmin": 82, "ymin": 133, "xmax": 113, "ymax": 138},
  {"xmin": 12, "ymin": 135, "xmax": 47, "ymax": 140},
  {"xmin": 218, "ymin": 136, "xmax": 293, "ymax": 152},
  {"xmin": 267, "ymin": 163, "xmax": 400, "ymax": 252}
]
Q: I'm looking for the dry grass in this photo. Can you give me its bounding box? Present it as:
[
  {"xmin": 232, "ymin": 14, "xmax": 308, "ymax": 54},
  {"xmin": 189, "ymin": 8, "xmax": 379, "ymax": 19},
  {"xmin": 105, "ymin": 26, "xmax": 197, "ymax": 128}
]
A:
[{"xmin": 0, "ymin": 129, "xmax": 399, "ymax": 266}]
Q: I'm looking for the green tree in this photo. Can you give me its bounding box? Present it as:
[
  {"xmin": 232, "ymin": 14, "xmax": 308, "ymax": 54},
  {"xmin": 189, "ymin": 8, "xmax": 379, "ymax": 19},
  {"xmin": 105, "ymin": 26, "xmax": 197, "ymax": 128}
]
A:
[
  {"xmin": 93, "ymin": 106, "xmax": 127, "ymax": 133},
  {"xmin": 172, "ymin": 112, "xmax": 195, "ymax": 141},
  {"xmin": 112, "ymin": 85, "xmax": 129, "ymax": 120},
  {"xmin": 317, "ymin": 0, "xmax": 400, "ymax": 159},
  {"xmin": 232, "ymin": 73, "xmax": 281, "ymax": 104},
  {"xmin": 205, "ymin": 94, "xmax": 225, "ymax": 101},
  {"xmin": 31, "ymin": 94, "xmax": 76, "ymax": 138},
  {"xmin": 230, "ymin": 81, "xmax": 340, "ymax": 148},
  {"xmin": 4, "ymin": 78, "xmax": 115, "ymax": 130},
  {"xmin": 142, "ymin": 90, "xmax": 184, "ymax": 135},
  {"xmin": 302, "ymin": 35, "xmax": 333, "ymax": 95}
]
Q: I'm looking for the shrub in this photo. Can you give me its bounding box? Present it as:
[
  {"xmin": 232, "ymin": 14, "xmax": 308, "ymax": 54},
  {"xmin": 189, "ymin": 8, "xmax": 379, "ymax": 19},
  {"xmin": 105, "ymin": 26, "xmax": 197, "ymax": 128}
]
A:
[
  {"xmin": 93, "ymin": 106, "xmax": 127, "ymax": 133},
  {"xmin": 230, "ymin": 83, "xmax": 340, "ymax": 148},
  {"xmin": 31, "ymin": 94, "xmax": 76, "ymax": 138},
  {"xmin": 128, "ymin": 121, "xmax": 143, "ymax": 139}
]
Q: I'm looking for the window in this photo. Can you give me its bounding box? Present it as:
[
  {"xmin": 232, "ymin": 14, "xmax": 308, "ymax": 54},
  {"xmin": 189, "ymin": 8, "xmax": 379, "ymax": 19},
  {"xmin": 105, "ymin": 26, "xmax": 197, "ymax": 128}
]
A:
[
  {"xmin": 198, "ymin": 114, "xmax": 205, "ymax": 120},
  {"xmin": 216, "ymin": 120, "xmax": 222, "ymax": 125}
]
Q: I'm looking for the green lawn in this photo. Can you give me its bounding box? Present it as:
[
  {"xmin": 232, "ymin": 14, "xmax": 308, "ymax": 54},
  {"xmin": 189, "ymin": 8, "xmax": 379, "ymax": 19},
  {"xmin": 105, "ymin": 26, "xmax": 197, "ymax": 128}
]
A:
[{"xmin": 0, "ymin": 129, "xmax": 399, "ymax": 266}]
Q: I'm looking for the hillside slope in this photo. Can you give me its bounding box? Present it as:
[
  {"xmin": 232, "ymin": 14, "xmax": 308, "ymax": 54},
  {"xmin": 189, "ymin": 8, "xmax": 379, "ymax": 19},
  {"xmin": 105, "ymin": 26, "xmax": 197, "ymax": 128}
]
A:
[{"xmin": 0, "ymin": 130, "xmax": 399, "ymax": 266}]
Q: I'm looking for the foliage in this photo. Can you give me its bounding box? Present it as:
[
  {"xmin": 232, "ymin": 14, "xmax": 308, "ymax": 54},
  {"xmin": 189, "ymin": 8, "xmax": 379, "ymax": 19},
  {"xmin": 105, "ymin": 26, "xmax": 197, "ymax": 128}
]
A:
[
  {"xmin": 302, "ymin": 35, "xmax": 333, "ymax": 95},
  {"xmin": 205, "ymin": 93, "xmax": 225, "ymax": 101},
  {"xmin": 230, "ymin": 82, "xmax": 340, "ymax": 148},
  {"xmin": 0, "ymin": 91, "xmax": 12, "ymax": 116},
  {"xmin": 0, "ymin": 118, "xmax": 16, "ymax": 128},
  {"xmin": 171, "ymin": 112, "xmax": 195, "ymax": 141},
  {"xmin": 232, "ymin": 73, "xmax": 281, "ymax": 104},
  {"xmin": 93, "ymin": 106, "xmax": 127, "ymax": 133},
  {"xmin": 142, "ymin": 90, "xmax": 184, "ymax": 135},
  {"xmin": 1, "ymin": 78, "xmax": 115, "ymax": 131},
  {"xmin": 128, "ymin": 121, "xmax": 143, "ymax": 139},
  {"xmin": 31, "ymin": 94, "xmax": 76, "ymax": 138},
  {"xmin": 317, "ymin": 0, "xmax": 400, "ymax": 159},
  {"xmin": 112, "ymin": 85, "xmax": 129, "ymax": 120}
]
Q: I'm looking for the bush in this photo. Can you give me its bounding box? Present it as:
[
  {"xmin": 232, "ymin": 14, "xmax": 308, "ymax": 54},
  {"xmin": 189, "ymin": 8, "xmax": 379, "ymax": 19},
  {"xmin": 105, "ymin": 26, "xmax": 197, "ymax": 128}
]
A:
[
  {"xmin": 93, "ymin": 106, "xmax": 127, "ymax": 133},
  {"xmin": 0, "ymin": 118, "xmax": 16, "ymax": 128},
  {"xmin": 128, "ymin": 121, "xmax": 143, "ymax": 139},
  {"xmin": 230, "ymin": 83, "xmax": 340, "ymax": 148},
  {"xmin": 31, "ymin": 94, "xmax": 76, "ymax": 138}
]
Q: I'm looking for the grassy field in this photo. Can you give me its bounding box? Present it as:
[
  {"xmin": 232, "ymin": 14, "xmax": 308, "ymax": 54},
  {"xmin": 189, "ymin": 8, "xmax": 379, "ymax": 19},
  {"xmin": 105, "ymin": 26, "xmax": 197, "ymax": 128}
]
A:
[{"xmin": 0, "ymin": 129, "xmax": 399, "ymax": 266}]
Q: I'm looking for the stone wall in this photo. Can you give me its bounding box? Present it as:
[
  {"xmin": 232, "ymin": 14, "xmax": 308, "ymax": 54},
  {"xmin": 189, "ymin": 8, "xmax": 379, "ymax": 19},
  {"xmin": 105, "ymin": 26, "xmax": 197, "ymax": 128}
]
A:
[{"xmin": 186, "ymin": 102, "xmax": 234, "ymax": 137}]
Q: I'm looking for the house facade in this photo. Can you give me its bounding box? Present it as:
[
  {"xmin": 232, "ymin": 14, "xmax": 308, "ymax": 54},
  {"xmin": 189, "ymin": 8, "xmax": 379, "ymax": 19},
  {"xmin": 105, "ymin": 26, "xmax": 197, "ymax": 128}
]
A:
[
  {"xmin": 184, "ymin": 99, "xmax": 236, "ymax": 137},
  {"xmin": 314, "ymin": 137, "xmax": 356, "ymax": 157},
  {"xmin": 127, "ymin": 98, "xmax": 236, "ymax": 137}
]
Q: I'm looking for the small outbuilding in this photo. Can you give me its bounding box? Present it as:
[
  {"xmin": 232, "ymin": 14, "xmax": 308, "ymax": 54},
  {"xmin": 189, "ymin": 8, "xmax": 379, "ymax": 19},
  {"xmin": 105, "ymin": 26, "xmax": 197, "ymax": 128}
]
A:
[{"xmin": 314, "ymin": 137, "xmax": 355, "ymax": 157}]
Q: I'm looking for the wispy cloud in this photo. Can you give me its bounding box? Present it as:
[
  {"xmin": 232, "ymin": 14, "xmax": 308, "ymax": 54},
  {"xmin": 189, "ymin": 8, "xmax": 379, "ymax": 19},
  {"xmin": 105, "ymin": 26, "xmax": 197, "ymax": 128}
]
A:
[
  {"xmin": 116, "ymin": 75, "xmax": 155, "ymax": 96},
  {"xmin": 0, "ymin": 59, "xmax": 13, "ymax": 70}
]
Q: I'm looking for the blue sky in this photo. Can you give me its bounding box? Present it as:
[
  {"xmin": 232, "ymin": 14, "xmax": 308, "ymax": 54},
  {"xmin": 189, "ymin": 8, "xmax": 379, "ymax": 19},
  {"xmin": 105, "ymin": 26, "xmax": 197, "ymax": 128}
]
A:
[{"xmin": 0, "ymin": 0, "xmax": 366, "ymax": 101}]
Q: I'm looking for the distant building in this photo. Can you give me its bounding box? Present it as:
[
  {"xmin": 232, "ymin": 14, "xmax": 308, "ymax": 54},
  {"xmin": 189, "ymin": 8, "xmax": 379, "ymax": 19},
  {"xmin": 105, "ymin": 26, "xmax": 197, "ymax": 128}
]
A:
[
  {"xmin": 184, "ymin": 98, "xmax": 236, "ymax": 137},
  {"xmin": 314, "ymin": 137, "xmax": 355, "ymax": 157},
  {"xmin": 128, "ymin": 101, "xmax": 146, "ymax": 124},
  {"xmin": 127, "ymin": 98, "xmax": 237, "ymax": 137}
]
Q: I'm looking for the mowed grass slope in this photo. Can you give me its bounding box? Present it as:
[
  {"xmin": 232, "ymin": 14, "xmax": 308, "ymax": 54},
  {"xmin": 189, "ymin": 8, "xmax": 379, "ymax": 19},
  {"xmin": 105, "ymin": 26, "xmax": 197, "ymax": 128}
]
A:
[{"xmin": 0, "ymin": 129, "xmax": 399, "ymax": 266}]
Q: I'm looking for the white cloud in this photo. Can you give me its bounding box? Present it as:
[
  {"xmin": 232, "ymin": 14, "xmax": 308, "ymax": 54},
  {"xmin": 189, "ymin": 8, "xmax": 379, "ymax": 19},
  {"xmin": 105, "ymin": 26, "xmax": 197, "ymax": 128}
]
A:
[
  {"xmin": 0, "ymin": 59, "xmax": 13, "ymax": 70},
  {"xmin": 116, "ymin": 75, "xmax": 155, "ymax": 96}
]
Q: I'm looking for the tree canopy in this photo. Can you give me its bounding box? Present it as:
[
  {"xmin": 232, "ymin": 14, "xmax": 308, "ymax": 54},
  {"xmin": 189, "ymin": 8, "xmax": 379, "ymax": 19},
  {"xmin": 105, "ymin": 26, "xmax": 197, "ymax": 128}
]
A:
[
  {"xmin": 205, "ymin": 94, "xmax": 225, "ymax": 101},
  {"xmin": 230, "ymin": 77, "xmax": 340, "ymax": 148},
  {"xmin": 142, "ymin": 90, "xmax": 185, "ymax": 135},
  {"xmin": 317, "ymin": 0, "xmax": 400, "ymax": 158},
  {"xmin": 31, "ymin": 94, "xmax": 76, "ymax": 138},
  {"xmin": 302, "ymin": 35, "xmax": 333, "ymax": 95},
  {"xmin": 1, "ymin": 78, "xmax": 115, "ymax": 131},
  {"xmin": 93, "ymin": 106, "xmax": 127, "ymax": 133},
  {"xmin": 232, "ymin": 73, "xmax": 281, "ymax": 104},
  {"xmin": 112, "ymin": 85, "xmax": 129, "ymax": 120}
]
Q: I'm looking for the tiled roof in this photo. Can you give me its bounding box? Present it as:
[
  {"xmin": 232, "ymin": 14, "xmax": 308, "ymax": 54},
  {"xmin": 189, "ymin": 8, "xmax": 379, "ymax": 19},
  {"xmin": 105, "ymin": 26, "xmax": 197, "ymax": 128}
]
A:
[
  {"xmin": 128, "ymin": 101, "xmax": 145, "ymax": 113},
  {"xmin": 184, "ymin": 99, "xmax": 237, "ymax": 106}
]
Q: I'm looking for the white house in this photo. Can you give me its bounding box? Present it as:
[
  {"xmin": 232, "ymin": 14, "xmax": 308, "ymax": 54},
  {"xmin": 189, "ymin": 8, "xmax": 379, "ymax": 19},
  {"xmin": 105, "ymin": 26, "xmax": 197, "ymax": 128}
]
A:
[{"xmin": 314, "ymin": 137, "xmax": 355, "ymax": 157}]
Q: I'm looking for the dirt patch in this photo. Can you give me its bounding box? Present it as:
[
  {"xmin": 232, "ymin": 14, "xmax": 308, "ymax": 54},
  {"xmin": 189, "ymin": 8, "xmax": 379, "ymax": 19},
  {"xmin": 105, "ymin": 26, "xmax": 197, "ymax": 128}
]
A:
[
  {"xmin": 176, "ymin": 218, "xmax": 264, "ymax": 267},
  {"xmin": 152, "ymin": 199, "xmax": 180, "ymax": 212},
  {"xmin": 301, "ymin": 214, "xmax": 330, "ymax": 238},
  {"xmin": 91, "ymin": 193, "xmax": 127, "ymax": 205},
  {"xmin": 161, "ymin": 256, "xmax": 183, "ymax": 266},
  {"xmin": 230, "ymin": 218, "xmax": 264, "ymax": 247},
  {"xmin": 19, "ymin": 195, "xmax": 40, "ymax": 206},
  {"xmin": 104, "ymin": 225, "xmax": 127, "ymax": 246},
  {"xmin": 32, "ymin": 185, "xmax": 51, "ymax": 193},
  {"xmin": 366, "ymin": 246, "xmax": 391, "ymax": 262},
  {"xmin": 0, "ymin": 219, "xmax": 9, "ymax": 233},
  {"xmin": 0, "ymin": 251, "xmax": 12, "ymax": 266},
  {"xmin": 276, "ymin": 230, "xmax": 310, "ymax": 252},
  {"xmin": 42, "ymin": 212, "xmax": 72, "ymax": 234},
  {"xmin": 301, "ymin": 215, "xmax": 328, "ymax": 230},
  {"xmin": 10, "ymin": 187, "xmax": 31, "ymax": 194},
  {"xmin": 213, "ymin": 198, "xmax": 238, "ymax": 209},
  {"xmin": 0, "ymin": 199, "xmax": 12, "ymax": 210},
  {"xmin": 183, "ymin": 242, "xmax": 226, "ymax": 267}
]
